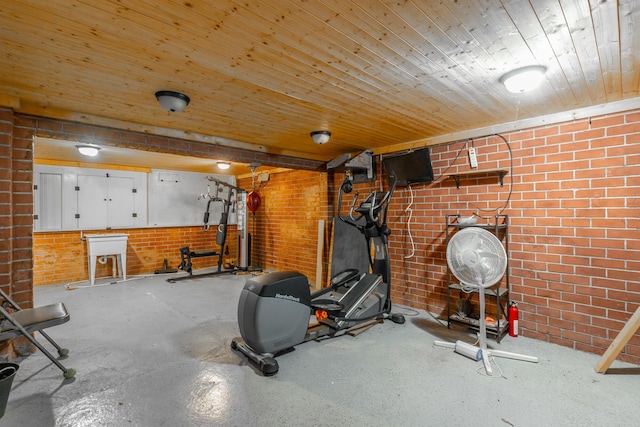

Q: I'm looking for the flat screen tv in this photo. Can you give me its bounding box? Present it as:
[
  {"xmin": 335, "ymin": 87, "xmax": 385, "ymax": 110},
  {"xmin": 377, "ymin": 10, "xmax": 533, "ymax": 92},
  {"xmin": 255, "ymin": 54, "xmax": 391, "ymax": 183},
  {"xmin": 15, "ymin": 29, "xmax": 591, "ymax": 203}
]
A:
[{"xmin": 382, "ymin": 148, "xmax": 434, "ymax": 187}]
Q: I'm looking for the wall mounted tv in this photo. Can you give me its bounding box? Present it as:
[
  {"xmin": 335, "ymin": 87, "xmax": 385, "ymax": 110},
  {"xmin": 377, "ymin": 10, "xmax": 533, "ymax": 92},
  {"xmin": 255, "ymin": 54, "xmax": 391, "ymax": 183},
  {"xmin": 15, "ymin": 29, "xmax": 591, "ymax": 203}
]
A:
[{"xmin": 382, "ymin": 148, "xmax": 434, "ymax": 187}]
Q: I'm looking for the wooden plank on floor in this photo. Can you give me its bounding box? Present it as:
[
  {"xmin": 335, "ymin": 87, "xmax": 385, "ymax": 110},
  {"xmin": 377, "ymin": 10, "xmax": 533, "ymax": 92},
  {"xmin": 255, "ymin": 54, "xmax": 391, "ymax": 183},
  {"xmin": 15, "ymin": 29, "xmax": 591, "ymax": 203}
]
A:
[
  {"xmin": 594, "ymin": 306, "xmax": 640, "ymax": 373},
  {"xmin": 346, "ymin": 319, "xmax": 383, "ymax": 337}
]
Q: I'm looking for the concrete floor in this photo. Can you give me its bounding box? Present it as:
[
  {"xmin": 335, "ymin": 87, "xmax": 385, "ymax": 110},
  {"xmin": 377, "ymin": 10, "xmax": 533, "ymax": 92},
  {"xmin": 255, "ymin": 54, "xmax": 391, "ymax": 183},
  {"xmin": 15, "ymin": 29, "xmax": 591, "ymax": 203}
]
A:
[{"xmin": 3, "ymin": 272, "xmax": 638, "ymax": 426}]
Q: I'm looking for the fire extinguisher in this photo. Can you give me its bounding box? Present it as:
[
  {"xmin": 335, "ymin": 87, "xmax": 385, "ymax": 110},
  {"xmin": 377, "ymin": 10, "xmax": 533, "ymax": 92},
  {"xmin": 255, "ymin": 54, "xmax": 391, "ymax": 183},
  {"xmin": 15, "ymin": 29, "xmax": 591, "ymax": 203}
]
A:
[{"xmin": 509, "ymin": 302, "xmax": 519, "ymax": 337}]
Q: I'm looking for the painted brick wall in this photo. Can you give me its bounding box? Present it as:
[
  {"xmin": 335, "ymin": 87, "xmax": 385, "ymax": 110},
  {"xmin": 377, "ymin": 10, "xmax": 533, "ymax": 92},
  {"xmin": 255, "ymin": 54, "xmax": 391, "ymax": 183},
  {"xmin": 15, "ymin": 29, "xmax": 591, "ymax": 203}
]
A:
[
  {"xmin": 380, "ymin": 110, "xmax": 640, "ymax": 364},
  {"xmin": 238, "ymin": 169, "xmax": 331, "ymax": 286},
  {"xmin": 33, "ymin": 226, "xmax": 238, "ymax": 286}
]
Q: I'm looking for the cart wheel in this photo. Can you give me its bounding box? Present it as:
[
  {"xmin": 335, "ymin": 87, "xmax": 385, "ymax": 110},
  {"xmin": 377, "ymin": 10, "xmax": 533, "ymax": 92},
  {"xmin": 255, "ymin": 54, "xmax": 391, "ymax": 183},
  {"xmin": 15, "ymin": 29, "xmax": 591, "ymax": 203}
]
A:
[
  {"xmin": 63, "ymin": 368, "xmax": 76, "ymax": 379},
  {"xmin": 58, "ymin": 348, "xmax": 69, "ymax": 357},
  {"xmin": 230, "ymin": 340, "xmax": 238, "ymax": 350}
]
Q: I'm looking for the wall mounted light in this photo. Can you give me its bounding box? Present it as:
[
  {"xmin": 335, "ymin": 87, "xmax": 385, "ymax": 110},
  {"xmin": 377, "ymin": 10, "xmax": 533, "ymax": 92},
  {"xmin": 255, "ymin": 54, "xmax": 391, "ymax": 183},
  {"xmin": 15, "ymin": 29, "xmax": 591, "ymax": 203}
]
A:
[
  {"xmin": 155, "ymin": 90, "xmax": 191, "ymax": 112},
  {"xmin": 310, "ymin": 130, "xmax": 331, "ymax": 145},
  {"xmin": 76, "ymin": 144, "xmax": 101, "ymax": 157},
  {"xmin": 217, "ymin": 162, "xmax": 230, "ymax": 170},
  {"xmin": 499, "ymin": 65, "xmax": 547, "ymax": 93}
]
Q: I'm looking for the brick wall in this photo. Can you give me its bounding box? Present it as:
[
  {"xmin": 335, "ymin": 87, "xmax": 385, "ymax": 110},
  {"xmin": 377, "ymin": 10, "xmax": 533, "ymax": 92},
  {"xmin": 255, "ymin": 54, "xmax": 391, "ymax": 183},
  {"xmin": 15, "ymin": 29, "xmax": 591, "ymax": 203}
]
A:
[
  {"xmin": 0, "ymin": 108, "xmax": 34, "ymax": 359},
  {"xmin": 238, "ymin": 169, "xmax": 332, "ymax": 287},
  {"xmin": 379, "ymin": 109, "xmax": 640, "ymax": 364},
  {"xmin": 33, "ymin": 226, "xmax": 238, "ymax": 286}
]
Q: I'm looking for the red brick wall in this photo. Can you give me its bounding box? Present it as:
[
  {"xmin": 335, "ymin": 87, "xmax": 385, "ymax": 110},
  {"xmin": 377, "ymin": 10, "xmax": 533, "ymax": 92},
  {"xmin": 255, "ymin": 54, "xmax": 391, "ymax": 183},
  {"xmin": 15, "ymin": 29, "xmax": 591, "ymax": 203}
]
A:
[
  {"xmin": 33, "ymin": 226, "xmax": 238, "ymax": 286},
  {"xmin": 0, "ymin": 108, "xmax": 34, "ymax": 359},
  {"xmin": 379, "ymin": 109, "xmax": 639, "ymax": 364},
  {"xmin": 238, "ymin": 169, "xmax": 331, "ymax": 287}
]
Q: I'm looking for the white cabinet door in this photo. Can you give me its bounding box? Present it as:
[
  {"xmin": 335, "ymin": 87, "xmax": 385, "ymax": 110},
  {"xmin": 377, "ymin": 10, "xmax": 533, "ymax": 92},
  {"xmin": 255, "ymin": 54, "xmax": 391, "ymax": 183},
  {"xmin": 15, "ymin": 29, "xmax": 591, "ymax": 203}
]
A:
[
  {"xmin": 77, "ymin": 174, "xmax": 109, "ymax": 229},
  {"xmin": 77, "ymin": 174, "xmax": 136, "ymax": 229},
  {"xmin": 107, "ymin": 176, "xmax": 136, "ymax": 228},
  {"xmin": 35, "ymin": 172, "xmax": 63, "ymax": 230}
]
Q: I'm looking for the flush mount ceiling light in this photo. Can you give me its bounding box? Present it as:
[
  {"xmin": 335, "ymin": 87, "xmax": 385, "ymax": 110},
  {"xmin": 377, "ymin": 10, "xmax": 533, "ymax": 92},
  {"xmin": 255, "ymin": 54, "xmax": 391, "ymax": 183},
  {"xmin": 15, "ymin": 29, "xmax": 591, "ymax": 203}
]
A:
[
  {"xmin": 499, "ymin": 65, "xmax": 547, "ymax": 93},
  {"xmin": 310, "ymin": 130, "xmax": 331, "ymax": 145},
  {"xmin": 155, "ymin": 90, "xmax": 191, "ymax": 112},
  {"xmin": 217, "ymin": 162, "xmax": 230, "ymax": 170},
  {"xmin": 76, "ymin": 144, "xmax": 100, "ymax": 157}
]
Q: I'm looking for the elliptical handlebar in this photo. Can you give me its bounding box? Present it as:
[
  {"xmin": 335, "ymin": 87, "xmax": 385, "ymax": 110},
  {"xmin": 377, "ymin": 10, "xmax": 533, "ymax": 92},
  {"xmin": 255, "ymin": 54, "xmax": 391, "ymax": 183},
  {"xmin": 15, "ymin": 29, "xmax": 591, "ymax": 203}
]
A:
[
  {"xmin": 347, "ymin": 191, "xmax": 360, "ymax": 222},
  {"xmin": 337, "ymin": 177, "xmax": 356, "ymax": 227},
  {"xmin": 337, "ymin": 171, "xmax": 397, "ymax": 228}
]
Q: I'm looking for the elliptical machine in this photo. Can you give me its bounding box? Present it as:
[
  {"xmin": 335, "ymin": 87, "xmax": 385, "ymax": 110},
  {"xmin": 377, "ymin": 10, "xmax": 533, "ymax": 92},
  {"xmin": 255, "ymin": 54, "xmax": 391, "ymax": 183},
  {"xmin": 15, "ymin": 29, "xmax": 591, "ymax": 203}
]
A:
[{"xmin": 231, "ymin": 173, "xmax": 405, "ymax": 375}]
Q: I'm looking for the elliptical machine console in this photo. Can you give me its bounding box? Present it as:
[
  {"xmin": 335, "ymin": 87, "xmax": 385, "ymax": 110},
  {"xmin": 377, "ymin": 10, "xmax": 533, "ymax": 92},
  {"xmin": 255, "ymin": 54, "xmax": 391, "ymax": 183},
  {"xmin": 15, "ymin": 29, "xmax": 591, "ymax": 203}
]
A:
[{"xmin": 231, "ymin": 173, "xmax": 405, "ymax": 376}]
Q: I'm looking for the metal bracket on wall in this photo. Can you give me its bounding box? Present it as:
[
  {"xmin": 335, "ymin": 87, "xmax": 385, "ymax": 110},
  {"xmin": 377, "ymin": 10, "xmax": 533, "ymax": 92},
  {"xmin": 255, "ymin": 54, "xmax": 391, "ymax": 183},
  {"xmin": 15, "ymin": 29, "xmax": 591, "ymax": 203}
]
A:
[{"xmin": 445, "ymin": 168, "xmax": 508, "ymax": 189}]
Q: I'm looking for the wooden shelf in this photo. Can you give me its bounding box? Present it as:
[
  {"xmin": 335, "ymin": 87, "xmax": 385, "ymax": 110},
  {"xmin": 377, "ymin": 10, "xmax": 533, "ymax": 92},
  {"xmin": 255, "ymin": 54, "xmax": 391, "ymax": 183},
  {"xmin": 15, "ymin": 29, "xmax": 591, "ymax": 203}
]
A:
[{"xmin": 444, "ymin": 168, "xmax": 509, "ymax": 188}]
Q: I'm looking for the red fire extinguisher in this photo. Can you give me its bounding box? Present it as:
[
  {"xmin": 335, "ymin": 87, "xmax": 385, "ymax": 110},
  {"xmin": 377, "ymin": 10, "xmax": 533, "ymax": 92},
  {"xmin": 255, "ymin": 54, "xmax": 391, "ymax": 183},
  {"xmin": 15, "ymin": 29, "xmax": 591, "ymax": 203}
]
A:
[{"xmin": 509, "ymin": 302, "xmax": 519, "ymax": 337}]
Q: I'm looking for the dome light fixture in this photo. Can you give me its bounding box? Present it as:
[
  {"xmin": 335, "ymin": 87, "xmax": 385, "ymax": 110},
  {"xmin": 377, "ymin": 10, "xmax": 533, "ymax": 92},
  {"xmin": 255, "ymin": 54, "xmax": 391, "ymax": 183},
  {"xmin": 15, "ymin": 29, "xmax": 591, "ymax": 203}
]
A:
[
  {"xmin": 499, "ymin": 65, "xmax": 547, "ymax": 93},
  {"xmin": 217, "ymin": 162, "xmax": 230, "ymax": 170},
  {"xmin": 310, "ymin": 130, "xmax": 331, "ymax": 145},
  {"xmin": 76, "ymin": 144, "xmax": 101, "ymax": 157},
  {"xmin": 155, "ymin": 90, "xmax": 191, "ymax": 112}
]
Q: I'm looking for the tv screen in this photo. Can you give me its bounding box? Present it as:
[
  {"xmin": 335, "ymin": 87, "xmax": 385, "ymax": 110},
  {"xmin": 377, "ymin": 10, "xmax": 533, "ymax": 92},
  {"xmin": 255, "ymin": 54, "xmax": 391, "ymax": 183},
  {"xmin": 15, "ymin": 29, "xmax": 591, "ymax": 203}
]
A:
[{"xmin": 383, "ymin": 148, "xmax": 434, "ymax": 187}]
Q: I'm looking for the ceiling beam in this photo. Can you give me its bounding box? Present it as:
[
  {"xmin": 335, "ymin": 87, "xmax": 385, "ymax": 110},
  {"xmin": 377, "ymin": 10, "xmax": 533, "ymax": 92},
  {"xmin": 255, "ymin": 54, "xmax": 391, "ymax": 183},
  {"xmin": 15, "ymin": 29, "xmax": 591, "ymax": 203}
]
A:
[{"xmin": 16, "ymin": 101, "xmax": 331, "ymax": 162}]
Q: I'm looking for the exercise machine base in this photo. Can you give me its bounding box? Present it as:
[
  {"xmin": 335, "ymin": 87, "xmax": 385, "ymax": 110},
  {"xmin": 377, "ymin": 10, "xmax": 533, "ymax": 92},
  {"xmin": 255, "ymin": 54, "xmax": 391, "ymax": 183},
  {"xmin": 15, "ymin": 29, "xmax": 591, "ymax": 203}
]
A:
[
  {"xmin": 231, "ymin": 270, "xmax": 406, "ymax": 375},
  {"xmin": 232, "ymin": 312, "xmax": 405, "ymax": 376},
  {"xmin": 231, "ymin": 338, "xmax": 280, "ymax": 376}
]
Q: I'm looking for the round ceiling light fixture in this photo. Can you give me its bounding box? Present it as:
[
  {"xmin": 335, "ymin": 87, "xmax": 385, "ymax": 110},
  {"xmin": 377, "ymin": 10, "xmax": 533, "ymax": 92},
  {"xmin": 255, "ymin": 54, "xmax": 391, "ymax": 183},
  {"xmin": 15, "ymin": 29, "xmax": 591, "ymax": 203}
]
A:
[
  {"xmin": 76, "ymin": 144, "xmax": 101, "ymax": 157},
  {"xmin": 155, "ymin": 90, "xmax": 191, "ymax": 112},
  {"xmin": 217, "ymin": 162, "xmax": 231, "ymax": 170},
  {"xmin": 310, "ymin": 130, "xmax": 331, "ymax": 145},
  {"xmin": 499, "ymin": 65, "xmax": 547, "ymax": 93}
]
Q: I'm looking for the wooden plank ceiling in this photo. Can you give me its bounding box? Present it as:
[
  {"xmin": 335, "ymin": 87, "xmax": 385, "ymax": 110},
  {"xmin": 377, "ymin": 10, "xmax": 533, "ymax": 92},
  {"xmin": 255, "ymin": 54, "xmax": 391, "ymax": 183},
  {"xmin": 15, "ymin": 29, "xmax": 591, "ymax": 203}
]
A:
[{"xmin": 1, "ymin": 0, "xmax": 638, "ymax": 167}]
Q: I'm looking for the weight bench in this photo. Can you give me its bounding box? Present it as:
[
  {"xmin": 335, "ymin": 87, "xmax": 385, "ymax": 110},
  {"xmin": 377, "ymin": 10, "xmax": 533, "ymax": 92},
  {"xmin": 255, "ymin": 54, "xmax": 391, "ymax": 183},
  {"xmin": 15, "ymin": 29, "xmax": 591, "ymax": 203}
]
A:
[
  {"xmin": 0, "ymin": 287, "xmax": 76, "ymax": 379},
  {"xmin": 178, "ymin": 246, "xmax": 220, "ymax": 275}
]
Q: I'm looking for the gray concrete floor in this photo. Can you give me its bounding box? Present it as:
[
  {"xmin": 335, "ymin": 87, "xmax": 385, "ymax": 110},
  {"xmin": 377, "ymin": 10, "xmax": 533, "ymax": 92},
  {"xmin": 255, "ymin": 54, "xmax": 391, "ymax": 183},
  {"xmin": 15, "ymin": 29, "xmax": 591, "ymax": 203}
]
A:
[{"xmin": 3, "ymin": 272, "xmax": 639, "ymax": 426}]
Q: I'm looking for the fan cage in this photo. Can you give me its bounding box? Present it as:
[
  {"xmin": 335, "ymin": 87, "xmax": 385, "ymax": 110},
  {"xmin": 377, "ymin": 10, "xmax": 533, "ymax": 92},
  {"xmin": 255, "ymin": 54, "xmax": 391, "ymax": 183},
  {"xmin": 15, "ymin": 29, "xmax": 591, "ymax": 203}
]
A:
[{"xmin": 446, "ymin": 227, "xmax": 507, "ymax": 289}]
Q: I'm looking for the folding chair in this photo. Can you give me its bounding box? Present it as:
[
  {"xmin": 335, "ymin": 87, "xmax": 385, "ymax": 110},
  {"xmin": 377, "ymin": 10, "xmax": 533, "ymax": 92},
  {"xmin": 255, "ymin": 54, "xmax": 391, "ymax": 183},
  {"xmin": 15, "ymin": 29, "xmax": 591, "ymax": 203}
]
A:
[{"xmin": 0, "ymin": 288, "xmax": 76, "ymax": 379}]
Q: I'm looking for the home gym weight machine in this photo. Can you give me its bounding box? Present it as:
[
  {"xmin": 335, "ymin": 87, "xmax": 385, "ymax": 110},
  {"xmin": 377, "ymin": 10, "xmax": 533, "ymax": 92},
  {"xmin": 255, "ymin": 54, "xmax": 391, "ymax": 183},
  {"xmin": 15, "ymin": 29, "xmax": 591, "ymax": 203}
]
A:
[
  {"xmin": 168, "ymin": 176, "xmax": 250, "ymax": 283},
  {"xmin": 231, "ymin": 172, "xmax": 405, "ymax": 375}
]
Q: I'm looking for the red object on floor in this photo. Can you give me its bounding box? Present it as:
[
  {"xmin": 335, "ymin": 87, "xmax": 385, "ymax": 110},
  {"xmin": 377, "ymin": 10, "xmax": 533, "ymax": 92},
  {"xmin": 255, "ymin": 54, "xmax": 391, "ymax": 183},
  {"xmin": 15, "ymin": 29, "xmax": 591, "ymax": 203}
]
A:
[{"xmin": 509, "ymin": 302, "xmax": 519, "ymax": 337}]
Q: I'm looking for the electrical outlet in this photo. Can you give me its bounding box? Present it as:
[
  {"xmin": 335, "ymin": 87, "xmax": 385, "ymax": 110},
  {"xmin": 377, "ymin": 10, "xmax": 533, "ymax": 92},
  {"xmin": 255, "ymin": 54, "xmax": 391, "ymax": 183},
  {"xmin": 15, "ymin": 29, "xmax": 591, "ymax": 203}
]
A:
[{"xmin": 468, "ymin": 147, "xmax": 478, "ymax": 168}]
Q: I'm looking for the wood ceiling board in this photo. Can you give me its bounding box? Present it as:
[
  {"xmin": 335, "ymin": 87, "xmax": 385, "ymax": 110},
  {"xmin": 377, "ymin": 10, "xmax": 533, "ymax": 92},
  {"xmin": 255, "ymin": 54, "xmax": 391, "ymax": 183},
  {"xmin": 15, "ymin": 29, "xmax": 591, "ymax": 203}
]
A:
[
  {"xmin": 2, "ymin": 0, "xmax": 638, "ymax": 165},
  {"xmin": 4, "ymin": 2, "xmax": 442, "ymax": 152},
  {"xmin": 619, "ymin": 0, "xmax": 640, "ymax": 96}
]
